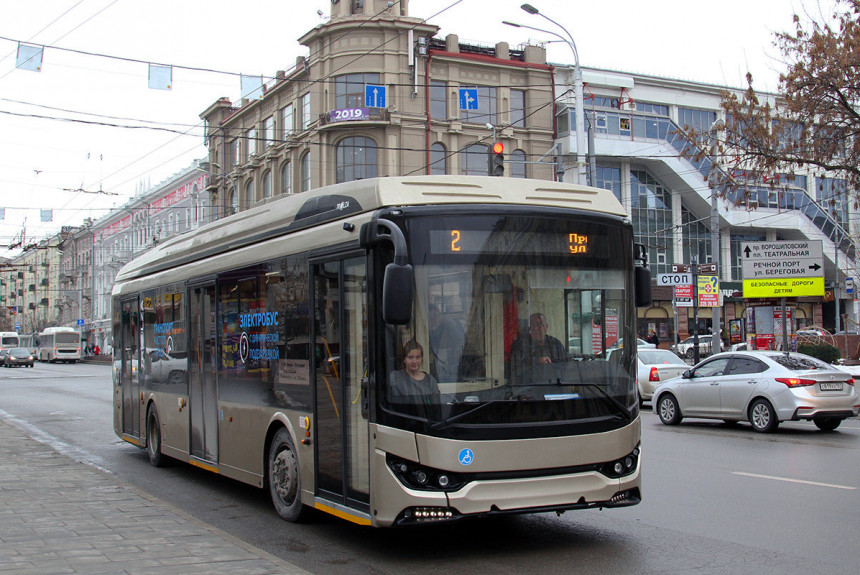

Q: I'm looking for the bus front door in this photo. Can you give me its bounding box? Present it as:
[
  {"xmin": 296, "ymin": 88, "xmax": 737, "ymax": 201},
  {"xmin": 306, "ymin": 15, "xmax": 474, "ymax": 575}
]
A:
[
  {"xmin": 312, "ymin": 256, "xmax": 370, "ymax": 515},
  {"xmin": 120, "ymin": 298, "xmax": 141, "ymax": 438},
  {"xmin": 188, "ymin": 283, "xmax": 218, "ymax": 463}
]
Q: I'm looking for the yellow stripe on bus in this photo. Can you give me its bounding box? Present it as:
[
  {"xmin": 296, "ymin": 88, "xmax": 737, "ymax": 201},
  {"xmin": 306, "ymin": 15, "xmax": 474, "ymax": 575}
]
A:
[
  {"xmin": 314, "ymin": 502, "xmax": 372, "ymax": 526},
  {"xmin": 188, "ymin": 459, "xmax": 220, "ymax": 474},
  {"xmin": 121, "ymin": 435, "xmax": 143, "ymax": 447}
]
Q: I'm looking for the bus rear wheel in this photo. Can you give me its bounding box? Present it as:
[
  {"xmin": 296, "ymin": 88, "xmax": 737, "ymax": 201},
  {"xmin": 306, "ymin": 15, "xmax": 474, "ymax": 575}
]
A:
[
  {"xmin": 268, "ymin": 428, "xmax": 308, "ymax": 522},
  {"xmin": 146, "ymin": 405, "xmax": 167, "ymax": 467}
]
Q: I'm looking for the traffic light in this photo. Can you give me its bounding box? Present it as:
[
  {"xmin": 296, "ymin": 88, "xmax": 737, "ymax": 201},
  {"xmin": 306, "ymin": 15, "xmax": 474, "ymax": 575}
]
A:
[{"xmin": 487, "ymin": 142, "xmax": 505, "ymax": 176}]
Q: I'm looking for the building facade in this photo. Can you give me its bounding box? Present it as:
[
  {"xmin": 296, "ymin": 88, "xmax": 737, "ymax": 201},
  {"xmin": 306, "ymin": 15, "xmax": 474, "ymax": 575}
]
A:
[
  {"xmin": 199, "ymin": 0, "xmax": 556, "ymax": 218},
  {"xmin": 551, "ymin": 67, "xmax": 859, "ymax": 345}
]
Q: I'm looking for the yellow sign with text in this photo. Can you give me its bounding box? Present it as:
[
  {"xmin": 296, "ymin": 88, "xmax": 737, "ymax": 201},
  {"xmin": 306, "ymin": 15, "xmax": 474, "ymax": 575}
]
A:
[{"xmin": 743, "ymin": 277, "xmax": 825, "ymax": 298}]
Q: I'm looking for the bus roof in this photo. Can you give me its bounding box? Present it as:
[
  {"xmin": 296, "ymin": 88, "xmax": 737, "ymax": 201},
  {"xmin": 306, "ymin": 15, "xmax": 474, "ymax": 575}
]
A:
[{"xmin": 115, "ymin": 176, "xmax": 627, "ymax": 284}]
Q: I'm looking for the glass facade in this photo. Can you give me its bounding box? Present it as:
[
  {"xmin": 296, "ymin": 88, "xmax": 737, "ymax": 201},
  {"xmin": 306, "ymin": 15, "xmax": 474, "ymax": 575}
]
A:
[
  {"xmin": 681, "ymin": 205, "xmax": 711, "ymax": 265},
  {"xmin": 630, "ymin": 170, "xmax": 673, "ymax": 274},
  {"xmin": 595, "ymin": 166, "xmax": 621, "ymax": 202}
]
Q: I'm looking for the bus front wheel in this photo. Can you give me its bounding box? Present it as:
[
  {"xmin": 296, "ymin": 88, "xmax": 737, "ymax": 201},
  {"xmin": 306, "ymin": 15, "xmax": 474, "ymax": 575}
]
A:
[{"xmin": 268, "ymin": 428, "xmax": 308, "ymax": 522}]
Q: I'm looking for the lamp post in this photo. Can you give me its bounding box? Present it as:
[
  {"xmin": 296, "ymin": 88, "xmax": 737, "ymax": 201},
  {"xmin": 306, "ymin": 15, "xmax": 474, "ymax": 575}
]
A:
[{"xmin": 504, "ymin": 4, "xmax": 586, "ymax": 185}]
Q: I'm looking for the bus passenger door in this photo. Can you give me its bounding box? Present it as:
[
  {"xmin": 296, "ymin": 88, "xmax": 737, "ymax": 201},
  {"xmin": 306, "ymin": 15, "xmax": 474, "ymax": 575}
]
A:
[
  {"xmin": 312, "ymin": 256, "xmax": 369, "ymax": 513},
  {"xmin": 120, "ymin": 298, "xmax": 141, "ymax": 438},
  {"xmin": 188, "ymin": 283, "xmax": 218, "ymax": 463}
]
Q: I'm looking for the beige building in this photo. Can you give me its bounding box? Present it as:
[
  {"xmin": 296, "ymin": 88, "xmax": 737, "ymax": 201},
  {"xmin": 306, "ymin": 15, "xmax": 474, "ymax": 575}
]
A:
[{"xmin": 200, "ymin": 0, "xmax": 556, "ymax": 217}]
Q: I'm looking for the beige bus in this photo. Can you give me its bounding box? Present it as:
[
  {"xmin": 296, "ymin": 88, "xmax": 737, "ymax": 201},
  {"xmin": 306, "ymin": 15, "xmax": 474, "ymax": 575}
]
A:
[{"xmin": 112, "ymin": 175, "xmax": 651, "ymax": 527}]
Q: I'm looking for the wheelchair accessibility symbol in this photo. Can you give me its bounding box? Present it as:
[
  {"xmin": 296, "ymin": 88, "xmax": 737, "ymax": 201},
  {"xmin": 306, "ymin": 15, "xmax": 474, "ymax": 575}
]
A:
[{"xmin": 458, "ymin": 448, "xmax": 474, "ymax": 466}]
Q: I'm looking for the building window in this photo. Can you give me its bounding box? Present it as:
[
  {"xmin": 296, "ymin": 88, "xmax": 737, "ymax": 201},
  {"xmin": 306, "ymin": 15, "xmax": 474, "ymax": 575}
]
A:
[
  {"xmin": 430, "ymin": 80, "xmax": 447, "ymax": 120},
  {"xmin": 335, "ymin": 73, "xmax": 380, "ymax": 109},
  {"xmin": 263, "ymin": 116, "xmax": 274, "ymax": 148},
  {"xmin": 281, "ymin": 162, "xmax": 292, "ymax": 195},
  {"xmin": 300, "ymin": 152, "xmax": 311, "ymax": 192},
  {"xmin": 229, "ymin": 139, "xmax": 239, "ymax": 169},
  {"xmin": 817, "ymin": 176, "xmax": 848, "ymax": 230},
  {"xmin": 228, "ymin": 189, "xmax": 238, "ymax": 215},
  {"xmin": 300, "ymin": 93, "xmax": 312, "ymax": 130},
  {"xmin": 511, "ymin": 89, "xmax": 525, "ymax": 127},
  {"xmin": 262, "ymin": 170, "xmax": 272, "ymax": 198},
  {"xmin": 636, "ymin": 102, "xmax": 669, "ymax": 116},
  {"xmin": 430, "ymin": 142, "xmax": 447, "ymax": 175},
  {"xmin": 336, "ymin": 137, "xmax": 378, "ymax": 184},
  {"xmin": 246, "ymin": 127, "xmax": 257, "ymax": 160},
  {"xmin": 282, "ymin": 104, "xmax": 293, "ymax": 139},
  {"xmin": 510, "ymin": 149, "xmax": 526, "ymax": 178},
  {"xmin": 244, "ymin": 179, "xmax": 254, "ymax": 206},
  {"xmin": 461, "ymin": 86, "xmax": 497, "ymax": 125},
  {"xmin": 630, "ymin": 169, "xmax": 673, "ymax": 274},
  {"xmin": 677, "ymin": 107, "xmax": 716, "ymax": 146},
  {"xmin": 681, "ymin": 205, "xmax": 711, "ymax": 265},
  {"xmin": 460, "ymin": 143, "xmax": 489, "ymax": 176},
  {"xmin": 595, "ymin": 165, "xmax": 622, "ymax": 202}
]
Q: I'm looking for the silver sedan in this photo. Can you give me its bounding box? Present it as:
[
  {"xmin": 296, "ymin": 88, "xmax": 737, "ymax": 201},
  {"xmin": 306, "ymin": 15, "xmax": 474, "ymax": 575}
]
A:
[{"xmin": 653, "ymin": 351, "xmax": 860, "ymax": 432}]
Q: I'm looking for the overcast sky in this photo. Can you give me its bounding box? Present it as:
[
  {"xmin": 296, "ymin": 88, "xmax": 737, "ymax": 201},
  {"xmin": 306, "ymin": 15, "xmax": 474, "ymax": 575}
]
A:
[{"xmin": 0, "ymin": 0, "xmax": 822, "ymax": 257}]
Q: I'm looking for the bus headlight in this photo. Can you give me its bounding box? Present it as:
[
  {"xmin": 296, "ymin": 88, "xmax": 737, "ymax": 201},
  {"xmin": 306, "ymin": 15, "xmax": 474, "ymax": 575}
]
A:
[
  {"xmin": 600, "ymin": 446, "xmax": 640, "ymax": 479},
  {"xmin": 386, "ymin": 454, "xmax": 465, "ymax": 492}
]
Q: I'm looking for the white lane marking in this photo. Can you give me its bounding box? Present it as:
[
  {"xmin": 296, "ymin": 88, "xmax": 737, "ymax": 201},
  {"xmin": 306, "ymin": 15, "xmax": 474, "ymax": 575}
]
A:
[{"xmin": 733, "ymin": 471, "xmax": 855, "ymax": 490}]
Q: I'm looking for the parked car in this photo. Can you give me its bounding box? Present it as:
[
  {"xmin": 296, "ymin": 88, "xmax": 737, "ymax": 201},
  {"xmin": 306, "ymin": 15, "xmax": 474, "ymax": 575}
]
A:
[
  {"xmin": 632, "ymin": 348, "xmax": 689, "ymax": 404},
  {"xmin": 609, "ymin": 338, "xmax": 656, "ymax": 350},
  {"xmin": 670, "ymin": 336, "xmax": 721, "ymax": 359},
  {"xmin": 1, "ymin": 347, "xmax": 35, "ymax": 368},
  {"xmin": 653, "ymin": 351, "xmax": 859, "ymax": 432},
  {"xmin": 796, "ymin": 328, "xmax": 829, "ymax": 338}
]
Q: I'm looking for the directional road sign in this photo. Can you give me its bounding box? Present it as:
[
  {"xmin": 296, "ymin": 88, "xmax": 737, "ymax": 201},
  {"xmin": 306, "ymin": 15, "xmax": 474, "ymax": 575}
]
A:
[
  {"xmin": 364, "ymin": 84, "xmax": 386, "ymax": 108},
  {"xmin": 657, "ymin": 272, "xmax": 692, "ymax": 286},
  {"xmin": 459, "ymin": 87, "xmax": 478, "ymax": 110},
  {"xmin": 741, "ymin": 240, "xmax": 823, "ymax": 280}
]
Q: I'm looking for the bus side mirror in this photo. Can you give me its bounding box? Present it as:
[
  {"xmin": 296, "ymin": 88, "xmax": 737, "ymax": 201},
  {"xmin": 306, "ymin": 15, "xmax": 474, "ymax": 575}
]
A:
[
  {"xmin": 383, "ymin": 263, "xmax": 413, "ymax": 325},
  {"xmin": 635, "ymin": 266, "xmax": 652, "ymax": 307}
]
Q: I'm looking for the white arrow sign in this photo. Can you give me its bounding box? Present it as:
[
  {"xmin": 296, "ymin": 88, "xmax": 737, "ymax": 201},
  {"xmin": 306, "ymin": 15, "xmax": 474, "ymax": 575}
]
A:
[{"xmin": 741, "ymin": 240, "xmax": 824, "ymax": 279}]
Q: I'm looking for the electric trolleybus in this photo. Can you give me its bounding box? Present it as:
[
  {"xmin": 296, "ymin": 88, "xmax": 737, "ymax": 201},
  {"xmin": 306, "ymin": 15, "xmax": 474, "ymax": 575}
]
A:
[
  {"xmin": 112, "ymin": 175, "xmax": 651, "ymax": 527},
  {"xmin": 0, "ymin": 331, "xmax": 20, "ymax": 353}
]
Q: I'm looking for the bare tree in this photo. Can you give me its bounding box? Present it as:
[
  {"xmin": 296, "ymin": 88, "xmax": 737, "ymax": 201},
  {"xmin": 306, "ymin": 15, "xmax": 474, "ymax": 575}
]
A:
[{"xmin": 678, "ymin": 0, "xmax": 860, "ymax": 206}]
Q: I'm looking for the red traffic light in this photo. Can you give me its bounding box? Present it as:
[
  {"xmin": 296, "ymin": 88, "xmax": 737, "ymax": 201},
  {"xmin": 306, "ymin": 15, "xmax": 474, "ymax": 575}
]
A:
[{"xmin": 492, "ymin": 142, "xmax": 504, "ymax": 154}]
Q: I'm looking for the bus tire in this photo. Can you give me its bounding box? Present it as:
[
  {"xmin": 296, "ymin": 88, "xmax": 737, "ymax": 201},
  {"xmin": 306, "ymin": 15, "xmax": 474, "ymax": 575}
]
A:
[
  {"xmin": 146, "ymin": 405, "xmax": 167, "ymax": 467},
  {"xmin": 268, "ymin": 428, "xmax": 308, "ymax": 522}
]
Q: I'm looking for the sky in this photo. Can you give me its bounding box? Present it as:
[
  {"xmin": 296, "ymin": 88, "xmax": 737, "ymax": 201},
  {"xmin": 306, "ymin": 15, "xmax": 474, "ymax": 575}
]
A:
[{"xmin": 0, "ymin": 0, "xmax": 825, "ymax": 258}]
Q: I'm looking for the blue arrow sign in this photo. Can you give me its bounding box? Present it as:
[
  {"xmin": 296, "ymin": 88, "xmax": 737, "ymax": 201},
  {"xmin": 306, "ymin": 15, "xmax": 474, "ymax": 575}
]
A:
[
  {"xmin": 364, "ymin": 84, "xmax": 386, "ymax": 108},
  {"xmin": 459, "ymin": 88, "xmax": 478, "ymax": 110}
]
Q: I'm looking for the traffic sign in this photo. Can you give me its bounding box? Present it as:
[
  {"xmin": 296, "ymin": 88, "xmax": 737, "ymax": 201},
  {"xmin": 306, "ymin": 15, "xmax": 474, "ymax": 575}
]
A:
[
  {"xmin": 364, "ymin": 84, "xmax": 386, "ymax": 108},
  {"xmin": 743, "ymin": 277, "xmax": 825, "ymax": 298},
  {"xmin": 741, "ymin": 240, "xmax": 823, "ymax": 280},
  {"xmin": 657, "ymin": 272, "xmax": 692, "ymax": 286},
  {"xmin": 672, "ymin": 264, "xmax": 691, "ymax": 273},
  {"xmin": 459, "ymin": 87, "xmax": 478, "ymax": 110}
]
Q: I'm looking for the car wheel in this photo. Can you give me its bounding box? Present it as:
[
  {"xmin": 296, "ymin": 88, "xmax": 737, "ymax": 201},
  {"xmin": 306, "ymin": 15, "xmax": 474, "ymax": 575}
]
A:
[
  {"xmin": 146, "ymin": 405, "xmax": 168, "ymax": 467},
  {"xmin": 685, "ymin": 348, "xmax": 695, "ymax": 360},
  {"xmin": 813, "ymin": 417, "xmax": 843, "ymax": 432},
  {"xmin": 657, "ymin": 394, "xmax": 682, "ymax": 425},
  {"xmin": 749, "ymin": 398, "xmax": 779, "ymax": 433},
  {"xmin": 268, "ymin": 427, "xmax": 308, "ymax": 522}
]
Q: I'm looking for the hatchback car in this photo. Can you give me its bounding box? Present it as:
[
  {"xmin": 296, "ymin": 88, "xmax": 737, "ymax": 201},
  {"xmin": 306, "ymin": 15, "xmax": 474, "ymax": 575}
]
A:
[
  {"xmin": 608, "ymin": 348, "xmax": 688, "ymax": 405},
  {"xmin": 1, "ymin": 347, "xmax": 35, "ymax": 368},
  {"xmin": 653, "ymin": 351, "xmax": 860, "ymax": 432}
]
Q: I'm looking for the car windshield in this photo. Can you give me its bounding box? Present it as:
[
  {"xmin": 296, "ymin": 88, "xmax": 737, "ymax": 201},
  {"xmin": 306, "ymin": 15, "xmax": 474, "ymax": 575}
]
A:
[
  {"xmin": 638, "ymin": 350, "xmax": 686, "ymax": 365},
  {"xmin": 381, "ymin": 212, "xmax": 638, "ymax": 435},
  {"xmin": 10, "ymin": 348, "xmax": 30, "ymax": 355}
]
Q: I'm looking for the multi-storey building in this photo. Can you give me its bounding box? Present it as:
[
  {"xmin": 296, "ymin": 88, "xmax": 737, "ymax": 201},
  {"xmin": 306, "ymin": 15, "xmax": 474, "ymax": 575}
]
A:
[
  {"xmin": 551, "ymin": 67, "xmax": 858, "ymax": 343},
  {"xmin": 199, "ymin": 0, "xmax": 556, "ymax": 217}
]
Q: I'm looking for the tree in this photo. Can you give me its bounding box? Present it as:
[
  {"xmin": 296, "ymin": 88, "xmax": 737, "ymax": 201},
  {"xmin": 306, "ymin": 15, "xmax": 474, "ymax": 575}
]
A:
[{"xmin": 678, "ymin": 0, "xmax": 860, "ymax": 206}]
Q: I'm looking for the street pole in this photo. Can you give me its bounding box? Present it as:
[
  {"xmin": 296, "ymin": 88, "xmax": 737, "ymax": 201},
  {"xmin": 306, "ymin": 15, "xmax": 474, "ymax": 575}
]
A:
[{"xmin": 708, "ymin": 121, "xmax": 723, "ymax": 355}]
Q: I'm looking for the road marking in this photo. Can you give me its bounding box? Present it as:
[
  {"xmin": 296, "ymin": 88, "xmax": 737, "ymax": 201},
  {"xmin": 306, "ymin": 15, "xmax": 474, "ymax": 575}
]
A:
[{"xmin": 733, "ymin": 471, "xmax": 855, "ymax": 490}]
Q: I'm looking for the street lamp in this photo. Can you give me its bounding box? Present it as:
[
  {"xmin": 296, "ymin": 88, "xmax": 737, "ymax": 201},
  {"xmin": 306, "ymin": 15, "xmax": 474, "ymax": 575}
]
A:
[{"xmin": 504, "ymin": 4, "xmax": 586, "ymax": 185}]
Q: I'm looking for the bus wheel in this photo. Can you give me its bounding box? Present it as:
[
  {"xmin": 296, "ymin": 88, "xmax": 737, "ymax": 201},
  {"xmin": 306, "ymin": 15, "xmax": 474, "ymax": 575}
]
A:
[
  {"xmin": 146, "ymin": 405, "xmax": 167, "ymax": 467},
  {"xmin": 268, "ymin": 428, "xmax": 307, "ymax": 522}
]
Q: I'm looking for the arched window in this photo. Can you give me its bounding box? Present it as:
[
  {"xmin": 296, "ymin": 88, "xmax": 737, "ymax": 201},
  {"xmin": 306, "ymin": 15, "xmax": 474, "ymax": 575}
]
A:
[
  {"xmin": 245, "ymin": 179, "xmax": 254, "ymax": 207},
  {"xmin": 300, "ymin": 152, "xmax": 311, "ymax": 192},
  {"xmin": 227, "ymin": 188, "xmax": 237, "ymax": 215},
  {"xmin": 336, "ymin": 137, "xmax": 378, "ymax": 183},
  {"xmin": 460, "ymin": 143, "xmax": 489, "ymax": 176},
  {"xmin": 262, "ymin": 170, "xmax": 272, "ymax": 198},
  {"xmin": 511, "ymin": 149, "xmax": 527, "ymax": 178},
  {"xmin": 281, "ymin": 162, "xmax": 292, "ymax": 195},
  {"xmin": 430, "ymin": 142, "xmax": 447, "ymax": 175}
]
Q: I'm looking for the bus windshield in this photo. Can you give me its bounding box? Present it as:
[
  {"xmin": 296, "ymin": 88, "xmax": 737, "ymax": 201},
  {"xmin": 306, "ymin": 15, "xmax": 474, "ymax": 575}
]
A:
[{"xmin": 383, "ymin": 212, "xmax": 637, "ymax": 437}]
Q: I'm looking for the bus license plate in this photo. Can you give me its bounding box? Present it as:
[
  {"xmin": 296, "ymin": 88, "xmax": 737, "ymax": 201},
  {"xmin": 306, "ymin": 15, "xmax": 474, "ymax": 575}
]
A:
[{"xmin": 819, "ymin": 382, "xmax": 843, "ymax": 391}]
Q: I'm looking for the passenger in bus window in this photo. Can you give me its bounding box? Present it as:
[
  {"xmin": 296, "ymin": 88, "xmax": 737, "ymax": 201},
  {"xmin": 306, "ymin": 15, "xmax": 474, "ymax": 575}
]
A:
[
  {"xmin": 508, "ymin": 313, "xmax": 567, "ymax": 383},
  {"xmin": 428, "ymin": 304, "xmax": 465, "ymax": 383},
  {"xmin": 389, "ymin": 339, "xmax": 439, "ymax": 402}
]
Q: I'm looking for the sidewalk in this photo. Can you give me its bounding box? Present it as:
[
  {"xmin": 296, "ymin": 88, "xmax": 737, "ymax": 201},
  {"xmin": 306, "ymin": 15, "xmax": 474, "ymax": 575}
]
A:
[{"xmin": 0, "ymin": 419, "xmax": 311, "ymax": 575}]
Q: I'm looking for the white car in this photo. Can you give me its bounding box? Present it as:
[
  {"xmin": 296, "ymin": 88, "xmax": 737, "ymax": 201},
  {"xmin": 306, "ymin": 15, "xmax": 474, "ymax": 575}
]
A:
[
  {"xmin": 671, "ymin": 336, "xmax": 721, "ymax": 359},
  {"xmin": 607, "ymin": 347, "xmax": 687, "ymax": 405}
]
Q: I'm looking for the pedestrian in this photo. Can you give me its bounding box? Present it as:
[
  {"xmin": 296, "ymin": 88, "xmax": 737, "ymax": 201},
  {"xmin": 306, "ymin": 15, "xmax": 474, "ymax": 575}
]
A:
[{"xmin": 94, "ymin": 344, "xmax": 100, "ymax": 356}]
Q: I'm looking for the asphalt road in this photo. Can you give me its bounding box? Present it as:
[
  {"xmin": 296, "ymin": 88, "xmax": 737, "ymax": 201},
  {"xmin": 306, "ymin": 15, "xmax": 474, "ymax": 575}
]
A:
[{"xmin": 1, "ymin": 362, "xmax": 858, "ymax": 574}]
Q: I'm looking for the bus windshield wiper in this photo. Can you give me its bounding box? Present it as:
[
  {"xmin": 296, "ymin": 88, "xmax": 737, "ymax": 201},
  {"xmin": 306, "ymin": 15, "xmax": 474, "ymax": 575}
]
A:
[
  {"xmin": 430, "ymin": 399, "xmax": 516, "ymax": 431},
  {"xmin": 570, "ymin": 382, "xmax": 634, "ymax": 422}
]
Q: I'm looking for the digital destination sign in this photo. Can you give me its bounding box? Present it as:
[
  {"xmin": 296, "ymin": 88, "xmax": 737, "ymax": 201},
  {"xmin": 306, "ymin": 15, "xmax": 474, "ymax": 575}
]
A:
[{"xmin": 429, "ymin": 230, "xmax": 604, "ymax": 256}]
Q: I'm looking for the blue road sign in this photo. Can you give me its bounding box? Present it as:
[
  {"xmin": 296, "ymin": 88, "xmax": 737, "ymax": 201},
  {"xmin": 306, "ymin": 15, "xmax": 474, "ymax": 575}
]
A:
[
  {"xmin": 77, "ymin": 319, "xmax": 85, "ymax": 326},
  {"xmin": 14, "ymin": 323, "xmax": 20, "ymax": 330},
  {"xmin": 364, "ymin": 84, "xmax": 386, "ymax": 108},
  {"xmin": 459, "ymin": 88, "xmax": 478, "ymax": 110}
]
